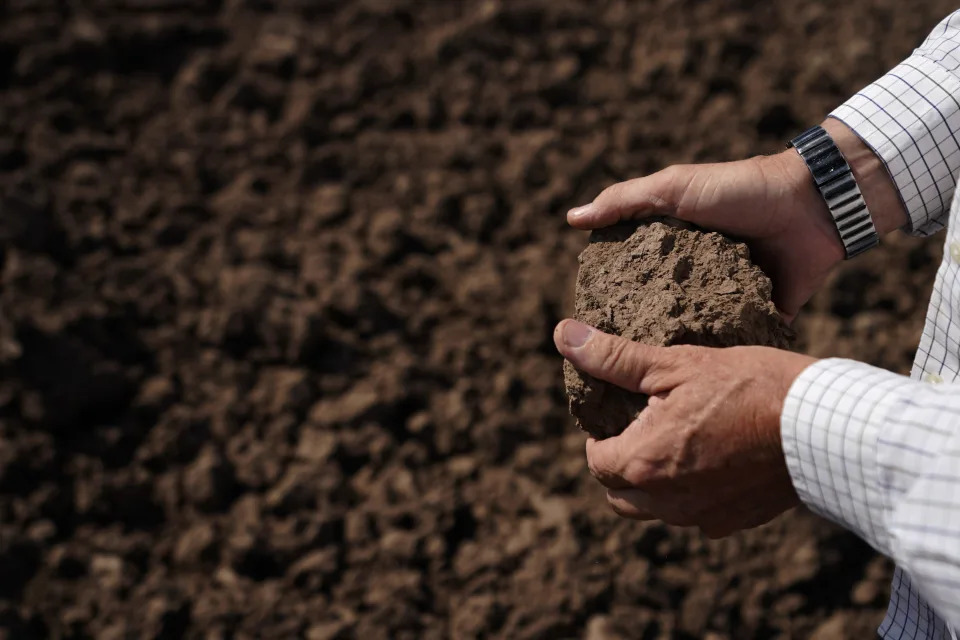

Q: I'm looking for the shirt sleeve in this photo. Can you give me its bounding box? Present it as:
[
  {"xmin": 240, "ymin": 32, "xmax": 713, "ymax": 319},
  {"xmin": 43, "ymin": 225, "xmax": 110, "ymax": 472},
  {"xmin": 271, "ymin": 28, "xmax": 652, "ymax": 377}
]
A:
[
  {"xmin": 782, "ymin": 358, "xmax": 960, "ymax": 628},
  {"xmin": 830, "ymin": 10, "xmax": 960, "ymax": 237}
]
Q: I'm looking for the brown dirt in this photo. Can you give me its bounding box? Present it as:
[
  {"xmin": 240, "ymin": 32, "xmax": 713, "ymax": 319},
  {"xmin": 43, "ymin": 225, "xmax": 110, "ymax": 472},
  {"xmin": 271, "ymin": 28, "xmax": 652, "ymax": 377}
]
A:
[
  {"xmin": 0, "ymin": 1, "xmax": 953, "ymax": 639},
  {"xmin": 564, "ymin": 220, "xmax": 792, "ymax": 439}
]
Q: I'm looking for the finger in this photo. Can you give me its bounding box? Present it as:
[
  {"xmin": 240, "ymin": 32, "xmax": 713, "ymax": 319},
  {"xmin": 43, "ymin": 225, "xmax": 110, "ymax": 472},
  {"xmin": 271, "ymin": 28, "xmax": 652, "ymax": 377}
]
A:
[
  {"xmin": 566, "ymin": 167, "xmax": 691, "ymax": 229},
  {"xmin": 606, "ymin": 489, "xmax": 656, "ymax": 520},
  {"xmin": 554, "ymin": 320, "xmax": 672, "ymax": 395},
  {"xmin": 585, "ymin": 408, "xmax": 661, "ymax": 490},
  {"xmin": 585, "ymin": 436, "xmax": 632, "ymax": 489},
  {"xmin": 609, "ymin": 487, "xmax": 701, "ymax": 527}
]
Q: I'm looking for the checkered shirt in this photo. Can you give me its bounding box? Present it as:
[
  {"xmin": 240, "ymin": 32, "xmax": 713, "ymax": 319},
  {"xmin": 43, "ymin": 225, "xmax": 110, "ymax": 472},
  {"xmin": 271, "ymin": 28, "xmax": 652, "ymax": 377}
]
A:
[{"xmin": 782, "ymin": 10, "xmax": 960, "ymax": 639}]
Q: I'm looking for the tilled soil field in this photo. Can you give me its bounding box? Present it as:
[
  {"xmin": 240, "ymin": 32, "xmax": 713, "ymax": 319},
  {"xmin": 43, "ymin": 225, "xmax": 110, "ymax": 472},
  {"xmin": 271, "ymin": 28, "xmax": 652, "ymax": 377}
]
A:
[{"xmin": 0, "ymin": 1, "xmax": 954, "ymax": 638}]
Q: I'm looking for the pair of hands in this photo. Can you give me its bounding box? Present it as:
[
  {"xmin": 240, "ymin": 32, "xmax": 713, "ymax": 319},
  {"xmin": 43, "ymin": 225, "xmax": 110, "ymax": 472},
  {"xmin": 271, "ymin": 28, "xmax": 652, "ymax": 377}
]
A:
[{"xmin": 558, "ymin": 120, "xmax": 905, "ymax": 537}]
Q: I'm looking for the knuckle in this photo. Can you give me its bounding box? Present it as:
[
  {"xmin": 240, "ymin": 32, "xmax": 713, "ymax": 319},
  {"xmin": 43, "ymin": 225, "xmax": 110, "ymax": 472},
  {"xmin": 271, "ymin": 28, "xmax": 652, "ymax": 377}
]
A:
[
  {"xmin": 586, "ymin": 456, "xmax": 604, "ymax": 481},
  {"xmin": 596, "ymin": 183, "xmax": 619, "ymax": 208},
  {"xmin": 586, "ymin": 448, "xmax": 617, "ymax": 484},
  {"xmin": 622, "ymin": 459, "xmax": 654, "ymax": 487},
  {"xmin": 667, "ymin": 344, "xmax": 700, "ymax": 359},
  {"xmin": 661, "ymin": 345, "xmax": 685, "ymax": 363},
  {"xmin": 665, "ymin": 344, "xmax": 709, "ymax": 370},
  {"xmin": 659, "ymin": 164, "xmax": 682, "ymax": 184},
  {"xmin": 599, "ymin": 182, "xmax": 627, "ymax": 208},
  {"xmin": 658, "ymin": 165, "xmax": 687, "ymax": 203},
  {"xmin": 598, "ymin": 180, "xmax": 633, "ymax": 212},
  {"xmin": 600, "ymin": 339, "xmax": 628, "ymax": 372}
]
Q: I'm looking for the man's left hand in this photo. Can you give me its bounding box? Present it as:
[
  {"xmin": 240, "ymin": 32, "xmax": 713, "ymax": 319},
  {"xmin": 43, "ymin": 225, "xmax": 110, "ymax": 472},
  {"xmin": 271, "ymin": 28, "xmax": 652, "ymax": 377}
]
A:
[{"xmin": 555, "ymin": 319, "xmax": 816, "ymax": 538}]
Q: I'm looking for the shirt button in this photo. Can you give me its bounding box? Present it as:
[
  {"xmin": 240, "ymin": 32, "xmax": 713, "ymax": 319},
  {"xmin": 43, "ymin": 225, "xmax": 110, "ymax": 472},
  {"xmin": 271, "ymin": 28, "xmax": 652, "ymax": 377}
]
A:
[
  {"xmin": 950, "ymin": 241, "xmax": 960, "ymax": 263},
  {"xmin": 924, "ymin": 372, "xmax": 944, "ymax": 384}
]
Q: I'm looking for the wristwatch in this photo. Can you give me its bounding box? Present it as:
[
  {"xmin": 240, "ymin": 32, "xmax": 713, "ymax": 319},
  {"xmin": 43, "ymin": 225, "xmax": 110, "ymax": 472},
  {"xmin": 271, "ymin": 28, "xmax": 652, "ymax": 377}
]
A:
[{"xmin": 788, "ymin": 125, "xmax": 879, "ymax": 259}]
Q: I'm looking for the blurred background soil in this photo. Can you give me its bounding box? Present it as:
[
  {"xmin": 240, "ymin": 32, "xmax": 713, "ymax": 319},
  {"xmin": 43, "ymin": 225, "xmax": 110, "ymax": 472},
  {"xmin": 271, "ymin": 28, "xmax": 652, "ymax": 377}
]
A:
[{"xmin": 0, "ymin": 0, "xmax": 954, "ymax": 638}]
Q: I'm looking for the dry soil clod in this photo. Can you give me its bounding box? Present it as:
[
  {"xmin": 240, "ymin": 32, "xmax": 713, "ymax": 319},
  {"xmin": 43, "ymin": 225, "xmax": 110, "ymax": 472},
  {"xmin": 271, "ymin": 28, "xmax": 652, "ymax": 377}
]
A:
[{"xmin": 564, "ymin": 219, "xmax": 793, "ymax": 440}]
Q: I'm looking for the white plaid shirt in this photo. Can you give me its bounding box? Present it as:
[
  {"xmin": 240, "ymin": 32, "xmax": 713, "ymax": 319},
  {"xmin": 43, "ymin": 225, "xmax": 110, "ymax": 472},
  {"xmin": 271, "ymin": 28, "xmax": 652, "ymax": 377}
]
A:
[{"xmin": 782, "ymin": 11, "xmax": 960, "ymax": 639}]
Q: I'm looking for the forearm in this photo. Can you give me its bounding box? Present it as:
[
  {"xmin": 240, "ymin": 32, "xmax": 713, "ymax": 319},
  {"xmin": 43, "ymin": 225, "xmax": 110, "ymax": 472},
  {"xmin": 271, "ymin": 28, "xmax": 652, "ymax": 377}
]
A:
[{"xmin": 782, "ymin": 359, "xmax": 960, "ymax": 627}]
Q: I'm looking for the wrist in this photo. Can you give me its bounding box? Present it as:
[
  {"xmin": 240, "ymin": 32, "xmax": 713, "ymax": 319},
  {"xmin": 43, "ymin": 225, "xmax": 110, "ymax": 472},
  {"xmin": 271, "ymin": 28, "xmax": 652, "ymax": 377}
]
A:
[
  {"xmin": 768, "ymin": 350, "xmax": 820, "ymax": 459},
  {"xmin": 766, "ymin": 149, "xmax": 846, "ymax": 268},
  {"xmin": 821, "ymin": 118, "xmax": 907, "ymax": 236},
  {"xmin": 769, "ymin": 118, "xmax": 907, "ymax": 267}
]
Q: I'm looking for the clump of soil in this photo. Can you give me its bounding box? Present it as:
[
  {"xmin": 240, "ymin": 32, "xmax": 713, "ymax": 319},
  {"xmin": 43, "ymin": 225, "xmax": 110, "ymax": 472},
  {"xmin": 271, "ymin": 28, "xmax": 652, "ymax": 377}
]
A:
[{"xmin": 565, "ymin": 220, "xmax": 792, "ymax": 439}]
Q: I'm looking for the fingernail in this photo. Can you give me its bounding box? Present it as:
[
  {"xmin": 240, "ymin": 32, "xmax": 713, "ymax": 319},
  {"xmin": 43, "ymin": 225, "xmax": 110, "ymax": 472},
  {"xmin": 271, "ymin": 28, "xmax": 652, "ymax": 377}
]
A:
[
  {"xmin": 562, "ymin": 320, "xmax": 593, "ymax": 348},
  {"xmin": 568, "ymin": 204, "xmax": 595, "ymax": 219}
]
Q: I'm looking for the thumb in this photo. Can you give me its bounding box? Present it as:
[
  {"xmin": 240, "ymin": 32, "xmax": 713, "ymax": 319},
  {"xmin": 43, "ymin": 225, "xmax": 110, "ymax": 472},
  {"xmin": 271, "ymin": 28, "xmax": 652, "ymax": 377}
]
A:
[
  {"xmin": 567, "ymin": 166, "xmax": 692, "ymax": 229},
  {"xmin": 554, "ymin": 320, "xmax": 670, "ymax": 394}
]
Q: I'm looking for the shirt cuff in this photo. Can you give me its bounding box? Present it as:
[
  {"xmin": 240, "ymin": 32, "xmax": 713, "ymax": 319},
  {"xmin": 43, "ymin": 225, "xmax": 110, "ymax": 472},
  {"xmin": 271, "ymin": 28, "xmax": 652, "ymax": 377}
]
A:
[
  {"xmin": 781, "ymin": 358, "xmax": 902, "ymax": 556},
  {"xmin": 830, "ymin": 54, "xmax": 960, "ymax": 237}
]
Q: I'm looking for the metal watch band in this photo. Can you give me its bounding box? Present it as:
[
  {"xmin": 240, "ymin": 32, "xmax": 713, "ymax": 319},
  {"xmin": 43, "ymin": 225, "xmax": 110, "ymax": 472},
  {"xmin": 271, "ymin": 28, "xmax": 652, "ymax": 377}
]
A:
[{"xmin": 788, "ymin": 125, "xmax": 879, "ymax": 259}]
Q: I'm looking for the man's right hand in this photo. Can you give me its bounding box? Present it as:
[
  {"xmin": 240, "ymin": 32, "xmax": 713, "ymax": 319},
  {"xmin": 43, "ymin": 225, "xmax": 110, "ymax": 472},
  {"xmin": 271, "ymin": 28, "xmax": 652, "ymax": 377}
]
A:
[{"xmin": 567, "ymin": 119, "xmax": 907, "ymax": 322}]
